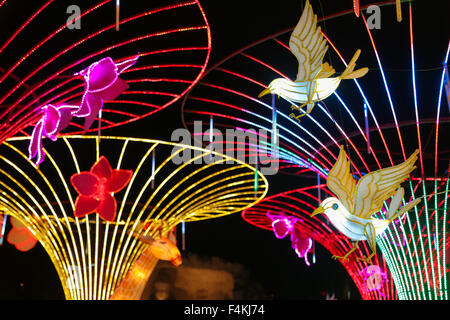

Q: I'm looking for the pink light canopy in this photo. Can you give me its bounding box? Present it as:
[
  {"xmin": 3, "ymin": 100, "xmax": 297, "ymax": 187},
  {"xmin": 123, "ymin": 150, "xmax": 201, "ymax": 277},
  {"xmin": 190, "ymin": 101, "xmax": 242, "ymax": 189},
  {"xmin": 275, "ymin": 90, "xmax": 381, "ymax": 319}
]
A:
[{"xmin": 0, "ymin": 0, "xmax": 211, "ymax": 144}]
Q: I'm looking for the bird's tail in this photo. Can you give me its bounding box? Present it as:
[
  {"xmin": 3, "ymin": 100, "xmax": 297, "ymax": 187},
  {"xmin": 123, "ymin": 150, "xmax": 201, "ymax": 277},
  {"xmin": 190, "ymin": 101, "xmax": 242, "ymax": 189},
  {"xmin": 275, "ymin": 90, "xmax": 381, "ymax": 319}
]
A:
[
  {"xmin": 316, "ymin": 62, "xmax": 335, "ymax": 79},
  {"xmin": 340, "ymin": 49, "xmax": 369, "ymax": 80},
  {"xmin": 389, "ymin": 197, "xmax": 422, "ymax": 221},
  {"xmin": 386, "ymin": 187, "xmax": 404, "ymax": 219}
]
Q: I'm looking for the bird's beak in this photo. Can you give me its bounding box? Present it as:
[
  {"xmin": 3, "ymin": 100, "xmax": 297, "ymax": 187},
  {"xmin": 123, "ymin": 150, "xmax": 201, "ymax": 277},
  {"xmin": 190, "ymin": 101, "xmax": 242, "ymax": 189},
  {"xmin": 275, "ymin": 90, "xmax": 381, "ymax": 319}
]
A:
[
  {"xmin": 311, "ymin": 206, "xmax": 324, "ymax": 217},
  {"xmin": 258, "ymin": 87, "xmax": 270, "ymax": 98}
]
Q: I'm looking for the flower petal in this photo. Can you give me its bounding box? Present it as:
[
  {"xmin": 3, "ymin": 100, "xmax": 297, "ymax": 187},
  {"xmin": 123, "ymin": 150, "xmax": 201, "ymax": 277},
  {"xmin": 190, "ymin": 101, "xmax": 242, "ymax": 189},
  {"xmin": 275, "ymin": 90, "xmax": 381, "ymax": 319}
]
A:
[
  {"xmin": 15, "ymin": 236, "xmax": 38, "ymax": 252},
  {"xmin": 71, "ymin": 172, "xmax": 99, "ymax": 196},
  {"xmin": 82, "ymin": 93, "xmax": 103, "ymax": 132},
  {"xmin": 87, "ymin": 57, "xmax": 118, "ymax": 92},
  {"xmin": 107, "ymin": 169, "xmax": 133, "ymax": 193},
  {"xmin": 97, "ymin": 193, "xmax": 117, "ymax": 222},
  {"xmin": 28, "ymin": 119, "xmax": 44, "ymax": 164},
  {"xmin": 56, "ymin": 105, "xmax": 77, "ymax": 132},
  {"xmin": 291, "ymin": 229, "xmax": 311, "ymax": 258},
  {"xmin": 43, "ymin": 105, "xmax": 60, "ymax": 136},
  {"xmin": 7, "ymin": 227, "xmax": 30, "ymax": 245},
  {"xmin": 98, "ymin": 78, "xmax": 128, "ymax": 101},
  {"xmin": 10, "ymin": 216, "xmax": 25, "ymax": 229},
  {"xmin": 115, "ymin": 55, "xmax": 139, "ymax": 74},
  {"xmin": 74, "ymin": 195, "xmax": 100, "ymax": 218},
  {"xmin": 271, "ymin": 219, "xmax": 291, "ymax": 239},
  {"xmin": 73, "ymin": 91, "xmax": 91, "ymax": 117},
  {"xmin": 91, "ymin": 156, "xmax": 112, "ymax": 180}
]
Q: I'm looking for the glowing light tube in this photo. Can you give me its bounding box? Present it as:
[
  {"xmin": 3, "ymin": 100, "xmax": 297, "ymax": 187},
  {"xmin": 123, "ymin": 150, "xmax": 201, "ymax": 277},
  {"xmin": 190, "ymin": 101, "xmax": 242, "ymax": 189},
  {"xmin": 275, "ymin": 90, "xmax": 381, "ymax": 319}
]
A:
[
  {"xmin": 0, "ymin": 135, "xmax": 268, "ymax": 299},
  {"xmin": 116, "ymin": 0, "xmax": 120, "ymax": 31}
]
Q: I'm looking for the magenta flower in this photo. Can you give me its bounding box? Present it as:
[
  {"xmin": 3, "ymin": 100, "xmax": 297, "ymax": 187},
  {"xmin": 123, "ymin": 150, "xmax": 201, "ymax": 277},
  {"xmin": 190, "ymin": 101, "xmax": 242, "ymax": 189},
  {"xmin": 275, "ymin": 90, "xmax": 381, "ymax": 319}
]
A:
[
  {"xmin": 267, "ymin": 212, "xmax": 312, "ymax": 265},
  {"xmin": 290, "ymin": 228, "xmax": 313, "ymax": 265},
  {"xmin": 28, "ymin": 104, "xmax": 78, "ymax": 165},
  {"xmin": 359, "ymin": 265, "xmax": 388, "ymax": 296},
  {"xmin": 73, "ymin": 55, "xmax": 139, "ymax": 131},
  {"xmin": 70, "ymin": 156, "xmax": 133, "ymax": 222}
]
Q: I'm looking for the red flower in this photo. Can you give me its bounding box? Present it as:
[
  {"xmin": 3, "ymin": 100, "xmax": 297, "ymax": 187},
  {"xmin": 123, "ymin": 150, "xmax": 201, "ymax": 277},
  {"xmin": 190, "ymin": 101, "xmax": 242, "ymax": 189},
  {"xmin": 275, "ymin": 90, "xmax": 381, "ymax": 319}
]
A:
[
  {"xmin": 70, "ymin": 156, "xmax": 132, "ymax": 222},
  {"xmin": 7, "ymin": 217, "xmax": 38, "ymax": 252}
]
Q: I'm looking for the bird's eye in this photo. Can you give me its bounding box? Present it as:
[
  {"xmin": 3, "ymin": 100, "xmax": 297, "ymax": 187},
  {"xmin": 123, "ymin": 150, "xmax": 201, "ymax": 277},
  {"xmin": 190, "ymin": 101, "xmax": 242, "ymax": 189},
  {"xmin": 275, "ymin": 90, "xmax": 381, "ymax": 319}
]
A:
[{"xmin": 332, "ymin": 203, "xmax": 339, "ymax": 210}]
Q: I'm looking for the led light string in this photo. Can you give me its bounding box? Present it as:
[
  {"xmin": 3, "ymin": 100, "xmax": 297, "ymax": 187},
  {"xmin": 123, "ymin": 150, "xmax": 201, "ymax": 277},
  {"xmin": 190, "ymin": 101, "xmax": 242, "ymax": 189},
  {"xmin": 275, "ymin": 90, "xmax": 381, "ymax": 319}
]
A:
[{"xmin": 0, "ymin": 136, "xmax": 268, "ymax": 299}]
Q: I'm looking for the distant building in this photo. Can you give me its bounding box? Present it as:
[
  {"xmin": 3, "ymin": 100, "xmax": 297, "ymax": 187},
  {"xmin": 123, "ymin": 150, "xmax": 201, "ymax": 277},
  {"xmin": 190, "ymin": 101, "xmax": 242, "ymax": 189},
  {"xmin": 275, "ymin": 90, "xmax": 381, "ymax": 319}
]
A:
[{"xmin": 142, "ymin": 253, "xmax": 266, "ymax": 300}]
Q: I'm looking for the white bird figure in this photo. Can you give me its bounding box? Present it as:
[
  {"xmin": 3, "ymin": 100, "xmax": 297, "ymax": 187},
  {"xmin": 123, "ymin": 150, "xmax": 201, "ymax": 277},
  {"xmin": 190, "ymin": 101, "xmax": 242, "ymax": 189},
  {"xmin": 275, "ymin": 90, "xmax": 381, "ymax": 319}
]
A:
[
  {"xmin": 258, "ymin": 0, "xmax": 369, "ymax": 121},
  {"xmin": 311, "ymin": 146, "xmax": 421, "ymax": 263}
]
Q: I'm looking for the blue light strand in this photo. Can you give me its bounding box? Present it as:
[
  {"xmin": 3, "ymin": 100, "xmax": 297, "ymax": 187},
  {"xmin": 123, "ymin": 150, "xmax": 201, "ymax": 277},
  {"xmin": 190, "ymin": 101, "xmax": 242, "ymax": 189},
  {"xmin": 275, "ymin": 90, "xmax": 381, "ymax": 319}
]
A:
[{"xmin": 364, "ymin": 103, "xmax": 370, "ymax": 154}]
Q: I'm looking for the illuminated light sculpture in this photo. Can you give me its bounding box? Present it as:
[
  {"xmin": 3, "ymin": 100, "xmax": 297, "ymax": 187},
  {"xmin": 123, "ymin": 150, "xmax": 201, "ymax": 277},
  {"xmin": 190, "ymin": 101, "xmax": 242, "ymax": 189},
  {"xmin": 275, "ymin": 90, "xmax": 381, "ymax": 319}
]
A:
[
  {"xmin": 74, "ymin": 55, "xmax": 139, "ymax": 132},
  {"xmin": 109, "ymin": 240, "xmax": 159, "ymax": 300},
  {"xmin": 140, "ymin": 235, "xmax": 182, "ymax": 267},
  {"xmin": 0, "ymin": 212, "xmax": 6, "ymax": 245},
  {"xmin": 71, "ymin": 156, "xmax": 133, "ymax": 222},
  {"xmin": 7, "ymin": 216, "xmax": 38, "ymax": 252},
  {"xmin": 268, "ymin": 213, "xmax": 300, "ymax": 239},
  {"xmin": 28, "ymin": 104, "xmax": 78, "ymax": 165},
  {"xmin": 396, "ymin": 0, "xmax": 402, "ymax": 22},
  {"xmin": 115, "ymin": 0, "xmax": 120, "ymax": 31},
  {"xmin": 291, "ymin": 230, "xmax": 313, "ymax": 265},
  {"xmin": 242, "ymin": 185, "xmax": 398, "ymax": 300},
  {"xmin": 0, "ymin": 0, "xmax": 211, "ymax": 145},
  {"xmin": 0, "ymin": 136, "xmax": 268, "ymax": 300},
  {"xmin": 181, "ymin": 2, "xmax": 399, "ymax": 176},
  {"xmin": 353, "ymin": 0, "xmax": 360, "ymax": 17},
  {"xmin": 310, "ymin": 146, "xmax": 421, "ymax": 263},
  {"xmin": 257, "ymin": 0, "xmax": 368, "ymax": 121},
  {"xmin": 267, "ymin": 212, "xmax": 313, "ymax": 265},
  {"xmin": 382, "ymin": 217, "xmax": 406, "ymax": 247},
  {"xmin": 181, "ymin": 1, "xmax": 449, "ymax": 299},
  {"xmin": 110, "ymin": 229, "xmax": 180, "ymax": 300},
  {"xmin": 359, "ymin": 264, "xmax": 388, "ymax": 297}
]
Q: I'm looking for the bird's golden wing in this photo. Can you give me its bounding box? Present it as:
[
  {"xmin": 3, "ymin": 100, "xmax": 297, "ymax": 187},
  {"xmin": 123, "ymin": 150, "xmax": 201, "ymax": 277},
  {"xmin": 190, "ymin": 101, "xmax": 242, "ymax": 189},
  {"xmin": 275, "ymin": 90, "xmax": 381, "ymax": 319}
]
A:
[
  {"xmin": 353, "ymin": 150, "xmax": 419, "ymax": 219},
  {"xmin": 289, "ymin": 0, "xmax": 328, "ymax": 81},
  {"xmin": 326, "ymin": 146, "xmax": 356, "ymax": 212},
  {"xmin": 315, "ymin": 62, "xmax": 335, "ymax": 79}
]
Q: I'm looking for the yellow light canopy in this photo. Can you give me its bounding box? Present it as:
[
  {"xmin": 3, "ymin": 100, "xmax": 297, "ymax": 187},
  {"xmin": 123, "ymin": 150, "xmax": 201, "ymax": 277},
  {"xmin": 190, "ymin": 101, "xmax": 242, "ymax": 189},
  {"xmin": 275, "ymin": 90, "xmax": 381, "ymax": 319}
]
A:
[{"xmin": 0, "ymin": 135, "xmax": 268, "ymax": 300}]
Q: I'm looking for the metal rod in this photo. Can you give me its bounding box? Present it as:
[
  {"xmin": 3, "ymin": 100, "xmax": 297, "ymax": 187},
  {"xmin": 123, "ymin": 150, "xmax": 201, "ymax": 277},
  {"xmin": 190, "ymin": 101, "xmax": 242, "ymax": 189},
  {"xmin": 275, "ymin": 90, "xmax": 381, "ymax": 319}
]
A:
[{"xmin": 116, "ymin": 0, "xmax": 120, "ymax": 31}]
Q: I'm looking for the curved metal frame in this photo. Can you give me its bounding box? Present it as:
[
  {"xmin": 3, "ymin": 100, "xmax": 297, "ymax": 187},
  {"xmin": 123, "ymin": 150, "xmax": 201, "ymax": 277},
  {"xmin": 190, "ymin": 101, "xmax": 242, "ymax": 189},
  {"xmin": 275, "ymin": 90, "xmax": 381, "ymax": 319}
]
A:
[{"xmin": 0, "ymin": 135, "xmax": 268, "ymax": 299}]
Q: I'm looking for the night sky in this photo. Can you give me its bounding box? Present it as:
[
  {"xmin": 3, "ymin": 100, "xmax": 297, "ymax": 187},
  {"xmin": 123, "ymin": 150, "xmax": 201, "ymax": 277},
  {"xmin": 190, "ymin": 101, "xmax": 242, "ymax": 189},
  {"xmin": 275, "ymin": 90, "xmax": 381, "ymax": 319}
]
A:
[{"xmin": 0, "ymin": 0, "xmax": 448, "ymax": 300}]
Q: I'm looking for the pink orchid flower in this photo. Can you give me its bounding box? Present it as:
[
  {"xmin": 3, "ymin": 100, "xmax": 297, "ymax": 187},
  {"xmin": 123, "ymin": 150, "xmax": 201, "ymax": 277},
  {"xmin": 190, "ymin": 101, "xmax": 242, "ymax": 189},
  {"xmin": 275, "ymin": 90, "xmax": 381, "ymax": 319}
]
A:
[
  {"xmin": 70, "ymin": 156, "xmax": 133, "ymax": 222},
  {"xmin": 290, "ymin": 228, "xmax": 313, "ymax": 265},
  {"xmin": 73, "ymin": 55, "xmax": 139, "ymax": 131},
  {"xmin": 28, "ymin": 55, "xmax": 138, "ymax": 165},
  {"xmin": 28, "ymin": 104, "xmax": 78, "ymax": 165},
  {"xmin": 267, "ymin": 212, "xmax": 312, "ymax": 265}
]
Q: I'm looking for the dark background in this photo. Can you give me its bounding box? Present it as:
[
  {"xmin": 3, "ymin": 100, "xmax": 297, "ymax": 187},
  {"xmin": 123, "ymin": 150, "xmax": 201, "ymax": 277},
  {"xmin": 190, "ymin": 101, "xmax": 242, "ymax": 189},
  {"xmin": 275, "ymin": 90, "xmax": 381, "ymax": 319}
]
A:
[{"xmin": 0, "ymin": 0, "xmax": 448, "ymax": 300}]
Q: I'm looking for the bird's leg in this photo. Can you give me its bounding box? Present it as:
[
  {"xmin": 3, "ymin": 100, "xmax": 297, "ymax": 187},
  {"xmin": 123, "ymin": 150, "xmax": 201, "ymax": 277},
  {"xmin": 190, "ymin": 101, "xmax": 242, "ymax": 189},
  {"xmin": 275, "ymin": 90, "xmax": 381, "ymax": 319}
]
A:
[
  {"xmin": 290, "ymin": 95, "xmax": 314, "ymax": 122},
  {"xmin": 357, "ymin": 252, "xmax": 376, "ymax": 264},
  {"xmin": 332, "ymin": 242, "xmax": 358, "ymax": 262},
  {"xmin": 289, "ymin": 107, "xmax": 311, "ymax": 123},
  {"xmin": 289, "ymin": 112, "xmax": 307, "ymax": 122},
  {"xmin": 291, "ymin": 103, "xmax": 307, "ymax": 111}
]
